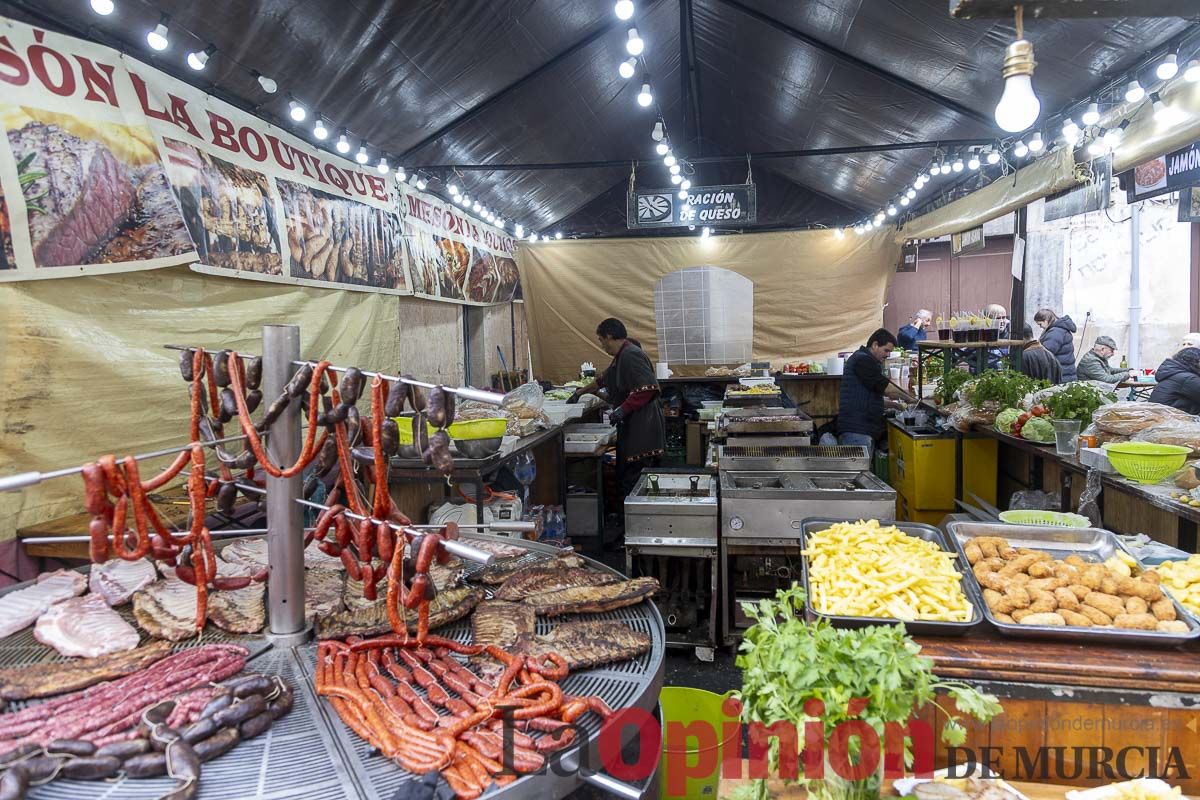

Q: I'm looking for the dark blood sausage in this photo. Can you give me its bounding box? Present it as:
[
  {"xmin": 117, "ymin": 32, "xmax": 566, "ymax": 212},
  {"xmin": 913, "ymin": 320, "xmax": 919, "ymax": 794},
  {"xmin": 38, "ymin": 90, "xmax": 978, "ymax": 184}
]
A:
[
  {"xmin": 166, "ymin": 740, "xmax": 201, "ymax": 780},
  {"xmin": 19, "ymin": 755, "xmax": 62, "ymax": 783},
  {"xmin": 239, "ymin": 710, "xmax": 274, "ymax": 740},
  {"xmin": 96, "ymin": 739, "xmax": 151, "ymax": 760},
  {"xmin": 150, "ymin": 726, "xmax": 182, "ymax": 752},
  {"xmin": 426, "ymin": 430, "xmax": 453, "ymax": 475},
  {"xmin": 0, "ymin": 767, "xmax": 29, "ymax": 800},
  {"xmin": 403, "ymin": 375, "xmax": 427, "ymax": 411},
  {"xmin": 268, "ymin": 684, "xmax": 295, "ymax": 720},
  {"xmin": 217, "ymin": 388, "xmax": 239, "ymax": 423},
  {"xmin": 60, "ymin": 755, "xmax": 121, "ymax": 780},
  {"xmin": 230, "ymin": 675, "xmax": 272, "ymax": 698},
  {"xmin": 179, "ymin": 349, "xmax": 195, "ymax": 382},
  {"xmin": 193, "ymin": 727, "xmax": 240, "ymax": 762},
  {"xmin": 0, "ymin": 744, "xmax": 38, "ymax": 766},
  {"xmin": 181, "ymin": 717, "xmax": 219, "ymax": 745},
  {"xmin": 211, "ymin": 694, "xmax": 266, "ymax": 728},
  {"xmin": 213, "ymin": 350, "xmax": 233, "ymax": 388},
  {"xmin": 427, "ymin": 386, "xmax": 449, "ymax": 428},
  {"xmin": 339, "ymin": 367, "xmax": 365, "ymax": 405},
  {"xmin": 285, "ymin": 364, "xmax": 313, "ymax": 398},
  {"xmin": 123, "ymin": 752, "xmax": 168, "ymax": 778},
  {"xmin": 384, "ymin": 379, "xmax": 406, "ymax": 416},
  {"xmin": 143, "ymin": 700, "xmax": 176, "ymax": 726},
  {"xmin": 379, "ymin": 418, "xmax": 400, "ymax": 457},
  {"xmin": 46, "ymin": 738, "xmax": 95, "ymax": 757},
  {"xmin": 200, "ymin": 693, "xmax": 234, "ymax": 720},
  {"xmin": 245, "ymin": 389, "xmax": 263, "ymax": 414},
  {"xmin": 217, "ymin": 481, "xmax": 238, "ymax": 516},
  {"xmin": 412, "ymin": 414, "xmax": 430, "ymax": 454},
  {"xmin": 245, "ymin": 356, "xmax": 263, "ymax": 390}
]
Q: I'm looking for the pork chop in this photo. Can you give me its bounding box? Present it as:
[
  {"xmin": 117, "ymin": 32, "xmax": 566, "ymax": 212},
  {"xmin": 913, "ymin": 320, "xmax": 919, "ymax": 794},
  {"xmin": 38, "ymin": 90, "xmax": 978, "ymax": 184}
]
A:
[
  {"xmin": 34, "ymin": 594, "xmax": 140, "ymax": 658},
  {"xmin": 0, "ymin": 570, "xmax": 87, "ymax": 639},
  {"xmin": 89, "ymin": 558, "xmax": 156, "ymax": 606}
]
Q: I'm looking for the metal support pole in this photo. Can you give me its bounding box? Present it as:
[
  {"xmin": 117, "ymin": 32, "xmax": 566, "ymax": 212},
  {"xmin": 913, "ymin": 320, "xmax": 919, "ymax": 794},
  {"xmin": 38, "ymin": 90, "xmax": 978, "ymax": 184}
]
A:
[
  {"xmin": 1129, "ymin": 203, "xmax": 1142, "ymax": 370},
  {"xmin": 263, "ymin": 325, "xmax": 308, "ymax": 646}
]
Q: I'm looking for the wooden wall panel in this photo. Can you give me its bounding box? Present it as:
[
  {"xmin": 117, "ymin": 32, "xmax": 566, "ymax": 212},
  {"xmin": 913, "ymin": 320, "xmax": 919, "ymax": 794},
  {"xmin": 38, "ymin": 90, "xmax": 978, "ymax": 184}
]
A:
[
  {"xmin": 395, "ymin": 296, "xmax": 464, "ymax": 385},
  {"xmin": 884, "ymin": 238, "xmax": 1015, "ymax": 335}
]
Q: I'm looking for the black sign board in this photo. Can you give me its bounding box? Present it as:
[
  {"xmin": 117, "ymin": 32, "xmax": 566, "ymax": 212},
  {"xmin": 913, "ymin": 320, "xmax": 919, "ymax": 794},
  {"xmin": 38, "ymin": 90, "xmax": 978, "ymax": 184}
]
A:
[
  {"xmin": 627, "ymin": 183, "xmax": 756, "ymax": 229},
  {"xmin": 951, "ymin": 225, "xmax": 985, "ymax": 256},
  {"xmin": 897, "ymin": 241, "xmax": 919, "ymax": 273},
  {"xmin": 1044, "ymin": 155, "xmax": 1111, "ymax": 222},
  {"xmin": 1120, "ymin": 139, "xmax": 1200, "ymax": 203}
]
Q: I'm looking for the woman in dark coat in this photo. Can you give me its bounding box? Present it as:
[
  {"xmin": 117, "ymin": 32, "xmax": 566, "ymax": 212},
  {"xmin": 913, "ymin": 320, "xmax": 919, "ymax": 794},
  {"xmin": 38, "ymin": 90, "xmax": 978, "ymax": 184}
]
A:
[
  {"xmin": 1034, "ymin": 308, "xmax": 1077, "ymax": 383},
  {"xmin": 1150, "ymin": 348, "xmax": 1200, "ymax": 415}
]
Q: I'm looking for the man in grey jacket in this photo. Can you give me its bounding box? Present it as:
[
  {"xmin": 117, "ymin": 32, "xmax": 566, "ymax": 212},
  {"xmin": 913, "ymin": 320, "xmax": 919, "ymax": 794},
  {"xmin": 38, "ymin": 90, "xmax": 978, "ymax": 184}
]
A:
[{"xmin": 1076, "ymin": 336, "xmax": 1134, "ymax": 384}]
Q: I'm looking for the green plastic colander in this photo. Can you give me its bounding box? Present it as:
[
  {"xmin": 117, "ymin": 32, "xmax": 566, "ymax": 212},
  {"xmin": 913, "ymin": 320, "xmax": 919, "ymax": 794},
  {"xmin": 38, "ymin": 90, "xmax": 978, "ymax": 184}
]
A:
[
  {"xmin": 998, "ymin": 510, "xmax": 1091, "ymax": 528},
  {"xmin": 1103, "ymin": 442, "xmax": 1190, "ymax": 484}
]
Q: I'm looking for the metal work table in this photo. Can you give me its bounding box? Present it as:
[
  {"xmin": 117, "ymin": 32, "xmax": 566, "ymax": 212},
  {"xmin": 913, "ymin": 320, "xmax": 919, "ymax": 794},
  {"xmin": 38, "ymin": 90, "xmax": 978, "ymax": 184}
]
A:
[{"xmin": 388, "ymin": 425, "xmax": 568, "ymax": 522}]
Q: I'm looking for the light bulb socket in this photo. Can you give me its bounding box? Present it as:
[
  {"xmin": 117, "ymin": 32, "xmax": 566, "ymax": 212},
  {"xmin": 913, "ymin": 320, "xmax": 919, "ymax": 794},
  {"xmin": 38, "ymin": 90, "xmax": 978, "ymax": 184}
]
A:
[{"xmin": 1002, "ymin": 39, "xmax": 1036, "ymax": 80}]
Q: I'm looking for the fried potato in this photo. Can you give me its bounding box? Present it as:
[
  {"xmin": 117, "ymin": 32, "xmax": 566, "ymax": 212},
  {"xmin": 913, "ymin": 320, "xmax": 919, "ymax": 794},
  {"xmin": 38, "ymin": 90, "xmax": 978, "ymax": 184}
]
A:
[
  {"xmin": 964, "ymin": 542, "xmax": 983, "ymax": 565},
  {"xmin": 1080, "ymin": 565, "xmax": 1107, "ymax": 590},
  {"xmin": 977, "ymin": 571, "xmax": 1005, "ymax": 592},
  {"xmin": 1001, "ymin": 554, "xmax": 1041, "ymax": 576},
  {"xmin": 1077, "ymin": 605, "xmax": 1113, "ymax": 626},
  {"xmin": 1083, "ymin": 591, "xmax": 1126, "ymax": 618},
  {"xmin": 1019, "ymin": 612, "xmax": 1066, "ymax": 626},
  {"xmin": 1059, "ymin": 609, "xmax": 1093, "ymax": 627},
  {"xmin": 1005, "ymin": 584, "xmax": 1032, "ymax": 609},
  {"xmin": 1113, "ymin": 613, "xmax": 1158, "ymax": 630},
  {"xmin": 1028, "ymin": 588, "xmax": 1057, "ymax": 613},
  {"xmin": 1125, "ymin": 596, "xmax": 1149, "ymax": 615},
  {"xmin": 1151, "ymin": 597, "xmax": 1177, "ymax": 622},
  {"xmin": 1054, "ymin": 587, "xmax": 1080, "ymax": 611},
  {"xmin": 1028, "ymin": 562, "xmax": 1055, "ymax": 579}
]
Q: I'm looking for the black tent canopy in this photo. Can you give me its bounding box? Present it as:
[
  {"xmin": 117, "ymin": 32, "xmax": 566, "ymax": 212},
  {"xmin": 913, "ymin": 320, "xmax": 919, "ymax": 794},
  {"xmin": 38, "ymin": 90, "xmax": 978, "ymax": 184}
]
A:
[{"xmin": 10, "ymin": 0, "xmax": 1192, "ymax": 236}]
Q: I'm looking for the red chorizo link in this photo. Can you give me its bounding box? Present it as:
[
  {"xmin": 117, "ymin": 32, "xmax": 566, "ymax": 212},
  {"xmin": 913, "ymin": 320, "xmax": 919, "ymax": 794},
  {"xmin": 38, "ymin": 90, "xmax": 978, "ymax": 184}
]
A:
[
  {"xmin": 316, "ymin": 539, "xmax": 341, "ymax": 557},
  {"xmin": 312, "ymin": 504, "xmax": 345, "ymax": 542},
  {"xmin": 89, "ymin": 515, "xmax": 111, "ymax": 563},
  {"xmin": 227, "ymin": 355, "xmax": 330, "ymax": 479},
  {"xmin": 340, "ymin": 549, "xmax": 363, "ymax": 581},
  {"xmin": 362, "ymin": 561, "xmax": 378, "ymax": 601},
  {"xmin": 376, "ymin": 521, "xmax": 395, "ymax": 563},
  {"xmin": 355, "ymin": 518, "xmax": 374, "ymax": 562},
  {"xmin": 415, "ymin": 534, "xmax": 440, "ymax": 573},
  {"xmin": 406, "ymin": 575, "xmax": 428, "ymax": 610}
]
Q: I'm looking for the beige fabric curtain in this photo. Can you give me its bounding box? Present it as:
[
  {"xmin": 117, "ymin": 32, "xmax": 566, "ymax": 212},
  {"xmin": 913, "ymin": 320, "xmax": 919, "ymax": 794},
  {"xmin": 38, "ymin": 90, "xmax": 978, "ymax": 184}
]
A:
[
  {"xmin": 515, "ymin": 228, "xmax": 901, "ymax": 382},
  {"xmin": 0, "ymin": 265, "xmax": 403, "ymax": 537}
]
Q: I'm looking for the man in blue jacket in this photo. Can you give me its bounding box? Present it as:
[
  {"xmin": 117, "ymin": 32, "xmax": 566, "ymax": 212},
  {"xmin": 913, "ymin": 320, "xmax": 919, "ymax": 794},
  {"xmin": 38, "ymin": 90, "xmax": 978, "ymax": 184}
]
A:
[
  {"xmin": 837, "ymin": 329, "xmax": 902, "ymax": 458},
  {"xmin": 897, "ymin": 309, "xmax": 931, "ymax": 351}
]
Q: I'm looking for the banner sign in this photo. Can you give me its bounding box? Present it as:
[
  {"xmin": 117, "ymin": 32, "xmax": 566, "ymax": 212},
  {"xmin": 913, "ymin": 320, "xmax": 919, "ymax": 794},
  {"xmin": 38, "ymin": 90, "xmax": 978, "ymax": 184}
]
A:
[
  {"xmin": 627, "ymin": 182, "xmax": 755, "ymax": 229},
  {"xmin": 0, "ymin": 18, "xmax": 517, "ymax": 304},
  {"xmin": 1120, "ymin": 139, "xmax": 1200, "ymax": 204},
  {"xmin": 951, "ymin": 225, "xmax": 985, "ymax": 255},
  {"xmin": 1043, "ymin": 155, "xmax": 1111, "ymax": 222}
]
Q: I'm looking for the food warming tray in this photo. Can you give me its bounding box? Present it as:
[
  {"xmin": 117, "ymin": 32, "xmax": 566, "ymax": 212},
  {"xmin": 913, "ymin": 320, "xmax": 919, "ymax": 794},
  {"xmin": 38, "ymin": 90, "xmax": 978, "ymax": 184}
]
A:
[
  {"xmin": 719, "ymin": 407, "xmax": 814, "ymax": 435},
  {"xmin": 945, "ymin": 521, "xmax": 1200, "ymax": 647},
  {"xmin": 719, "ymin": 441, "xmax": 866, "ymax": 472},
  {"xmin": 799, "ymin": 519, "xmax": 982, "ymax": 636}
]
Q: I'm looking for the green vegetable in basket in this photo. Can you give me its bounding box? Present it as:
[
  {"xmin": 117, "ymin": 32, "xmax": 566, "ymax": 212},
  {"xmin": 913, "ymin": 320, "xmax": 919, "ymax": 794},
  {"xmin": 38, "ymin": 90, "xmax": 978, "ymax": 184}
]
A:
[
  {"xmin": 995, "ymin": 407, "xmax": 1023, "ymax": 435},
  {"xmin": 1021, "ymin": 416, "xmax": 1055, "ymax": 443}
]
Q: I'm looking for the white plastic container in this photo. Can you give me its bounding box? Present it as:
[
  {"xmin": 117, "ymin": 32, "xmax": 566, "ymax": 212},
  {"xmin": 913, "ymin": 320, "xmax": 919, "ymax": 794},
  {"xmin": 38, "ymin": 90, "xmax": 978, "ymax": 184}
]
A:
[{"xmin": 826, "ymin": 355, "xmax": 844, "ymax": 375}]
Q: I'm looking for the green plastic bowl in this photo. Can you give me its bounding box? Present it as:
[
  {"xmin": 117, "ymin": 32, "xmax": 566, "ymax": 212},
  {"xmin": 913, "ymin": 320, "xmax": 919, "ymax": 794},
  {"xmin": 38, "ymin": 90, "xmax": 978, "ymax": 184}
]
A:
[
  {"xmin": 1103, "ymin": 442, "xmax": 1190, "ymax": 484},
  {"xmin": 998, "ymin": 510, "xmax": 1091, "ymax": 528}
]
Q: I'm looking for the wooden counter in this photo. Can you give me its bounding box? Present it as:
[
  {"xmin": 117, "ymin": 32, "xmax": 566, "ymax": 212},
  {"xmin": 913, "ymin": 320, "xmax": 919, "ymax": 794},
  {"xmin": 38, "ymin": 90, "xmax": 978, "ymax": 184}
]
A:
[{"xmin": 977, "ymin": 428, "xmax": 1198, "ymax": 552}]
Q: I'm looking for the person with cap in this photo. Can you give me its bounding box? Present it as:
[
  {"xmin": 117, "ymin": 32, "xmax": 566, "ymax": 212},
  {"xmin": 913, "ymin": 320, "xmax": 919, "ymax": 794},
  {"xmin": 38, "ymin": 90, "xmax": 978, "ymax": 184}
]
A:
[
  {"xmin": 897, "ymin": 309, "xmax": 931, "ymax": 351},
  {"xmin": 1077, "ymin": 336, "xmax": 1135, "ymax": 384},
  {"xmin": 1180, "ymin": 332, "xmax": 1200, "ymax": 350}
]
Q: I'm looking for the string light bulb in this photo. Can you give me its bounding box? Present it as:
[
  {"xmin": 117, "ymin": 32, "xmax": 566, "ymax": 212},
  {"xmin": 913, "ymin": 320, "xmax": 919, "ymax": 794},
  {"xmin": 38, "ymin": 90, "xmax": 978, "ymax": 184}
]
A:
[
  {"xmin": 664, "ymin": 153, "xmax": 676, "ymax": 167},
  {"xmin": 626, "ymin": 28, "xmax": 644, "ymax": 56},
  {"xmin": 555, "ymin": 232, "xmax": 563, "ymax": 239},
  {"xmin": 655, "ymin": 140, "xmax": 670, "ymax": 155},
  {"xmin": 255, "ymin": 72, "xmax": 277, "ymax": 94},
  {"xmin": 887, "ymin": 205, "xmax": 897, "ymax": 217},
  {"xmin": 1081, "ymin": 102, "xmax": 1100, "ymax": 126},
  {"xmin": 993, "ymin": 10, "xmax": 1040, "ymax": 133},
  {"xmin": 637, "ymin": 82, "xmax": 653, "ymax": 107},
  {"xmin": 90, "ymin": 0, "xmax": 114, "ymax": 14},
  {"xmin": 528, "ymin": 233, "xmax": 538, "ymax": 243},
  {"xmin": 187, "ymin": 45, "xmax": 215, "ymax": 71},
  {"xmin": 1028, "ymin": 131, "xmax": 1044, "ymax": 153},
  {"xmin": 670, "ymin": 174, "xmax": 682, "ymax": 185},
  {"xmin": 1013, "ymin": 139, "xmax": 1028, "ymax": 158},
  {"xmin": 395, "ymin": 166, "xmax": 406, "ymax": 182},
  {"xmin": 669, "ymin": 164, "xmax": 681, "ymax": 175},
  {"xmin": 907, "ymin": 187, "xmax": 918, "ymax": 198},
  {"xmin": 986, "ymin": 147, "xmax": 1001, "ymax": 165},
  {"xmin": 900, "ymin": 196, "xmax": 910, "ymax": 206},
  {"xmin": 1125, "ymin": 79, "xmax": 1145, "ymax": 103},
  {"xmin": 288, "ymin": 97, "xmax": 307, "ymax": 122},
  {"xmin": 1088, "ymin": 134, "xmax": 1107, "ymax": 157},
  {"xmin": 336, "ymin": 133, "xmax": 350, "ymax": 154},
  {"xmin": 515, "ymin": 224, "xmax": 524, "ymax": 238},
  {"xmin": 448, "ymin": 184, "xmax": 459, "ymax": 196},
  {"xmin": 355, "ymin": 145, "xmax": 368, "ymax": 164},
  {"xmin": 967, "ymin": 153, "xmax": 981, "ymax": 170},
  {"xmin": 377, "ymin": 157, "xmax": 389, "ymax": 174},
  {"xmin": 313, "ymin": 118, "xmax": 328, "ymax": 140},
  {"xmin": 854, "ymin": 225, "xmax": 865, "ymax": 235},
  {"xmin": 678, "ymin": 188, "xmax": 687, "ymax": 199},
  {"xmin": 940, "ymin": 162, "xmax": 952, "ymax": 175},
  {"xmin": 146, "ymin": 17, "xmax": 170, "ymax": 51},
  {"xmin": 409, "ymin": 172, "xmax": 420, "ymax": 185},
  {"xmin": 1156, "ymin": 53, "xmax": 1178, "ymax": 81},
  {"xmin": 651, "ymin": 120, "xmax": 664, "ymax": 141},
  {"xmin": 618, "ymin": 58, "xmax": 637, "ymax": 80},
  {"xmin": 1105, "ymin": 121, "xmax": 1128, "ymax": 149},
  {"xmin": 614, "ymin": 0, "xmax": 634, "ymax": 20},
  {"xmin": 952, "ymin": 157, "xmax": 964, "ymax": 172},
  {"xmin": 680, "ymin": 179, "xmax": 691, "ymax": 190}
]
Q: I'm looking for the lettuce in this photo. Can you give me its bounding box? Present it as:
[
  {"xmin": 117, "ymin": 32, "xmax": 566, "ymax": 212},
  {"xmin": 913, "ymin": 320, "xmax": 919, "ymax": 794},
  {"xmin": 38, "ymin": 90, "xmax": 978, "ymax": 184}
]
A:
[
  {"xmin": 995, "ymin": 407, "xmax": 1023, "ymax": 435},
  {"xmin": 1021, "ymin": 416, "xmax": 1056, "ymax": 443}
]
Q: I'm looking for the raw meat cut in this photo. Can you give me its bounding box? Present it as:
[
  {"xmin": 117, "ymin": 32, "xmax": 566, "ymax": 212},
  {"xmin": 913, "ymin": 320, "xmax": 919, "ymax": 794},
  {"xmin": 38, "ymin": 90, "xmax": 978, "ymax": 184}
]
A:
[
  {"xmin": 132, "ymin": 578, "xmax": 198, "ymax": 641},
  {"xmin": 0, "ymin": 641, "xmax": 170, "ymax": 700},
  {"xmin": 0, "ymin": 570, "xmax": 87, "ymax": 639},
  {"xmin": 10, "ymin": 123, "xmax": 136, "ymax": 267},
  {"xmin": 523, "ymin": 577, "xmax": 659, "ymax": 617},
  {"xmin": 513, "ymin": 621, "xmax": 651, "ymax": 670},
  {"xmin": 218, "ymin": 538, "xmax": 268, "ymax": 570},
  {"xmin": 89, "ymin": 557, "xmax": 156, "ymax": 606},
  {"xmin": 494, "ymin": 567, "xmax": 617, "ymax": 601},
  {"xmin": 34, "ymin": 594, "xmax": 140, "ymax": 658}
]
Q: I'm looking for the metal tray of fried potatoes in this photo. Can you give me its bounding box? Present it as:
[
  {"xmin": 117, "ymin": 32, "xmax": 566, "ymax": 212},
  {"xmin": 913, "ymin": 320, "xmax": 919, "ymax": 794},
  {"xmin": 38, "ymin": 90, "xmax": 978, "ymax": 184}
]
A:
[{"xmin": 945, "ymin": 522, "xmax": 1200, "ymax": 647}]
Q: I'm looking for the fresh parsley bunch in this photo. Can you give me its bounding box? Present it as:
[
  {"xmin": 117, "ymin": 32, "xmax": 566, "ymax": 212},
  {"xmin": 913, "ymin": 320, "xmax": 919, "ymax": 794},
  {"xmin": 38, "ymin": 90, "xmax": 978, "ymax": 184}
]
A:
[
  {"xmin": 963, "ymin": 369, "xmax": 1045, "ymax": 410},
  {"xmin": 1042, "ymin": 382, "xmax": 1110, "ymax": 422}
]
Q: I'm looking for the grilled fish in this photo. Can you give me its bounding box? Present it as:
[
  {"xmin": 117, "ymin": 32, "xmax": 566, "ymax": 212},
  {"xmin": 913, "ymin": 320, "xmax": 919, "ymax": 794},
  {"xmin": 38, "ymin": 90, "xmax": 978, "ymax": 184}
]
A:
[
  {"xmin": 523, "ymin": 577, "xmax": 659, "ymax": 617},
  {"xmin": 316, "ymin": 585, "xmax": 483, "ymax": 640},
  {"xmin": 34, "ymin": 594, "xmax": 141, "ymax": 658},
  {"xmin": 475, "ymin": 552, "xmax": 583, "ymax": 585},
  {"xmin": 0, "ymin": 641, "xmax": 171, "ymax": 700},
  {"xmin": 514, "ymin": 621, "xmax": 651, "ymax": 670},
  {"xmin": 0, "ymin": 570, "xmax": 87, "ymax": 639},
  {"xmin": 89, "ymin": 558, "xmax": 156, "ymax": 606},
  {"xmin": 494, "ymin": 567, "xmax": 617, "ymax": 602}
]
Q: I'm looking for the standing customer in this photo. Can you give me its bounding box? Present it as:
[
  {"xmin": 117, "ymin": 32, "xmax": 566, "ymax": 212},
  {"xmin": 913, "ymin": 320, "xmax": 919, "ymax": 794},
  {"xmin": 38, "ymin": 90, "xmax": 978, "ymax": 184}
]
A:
[
  {"xmin": 1034, "ymin": 308, "xmax": 1077, "ymax": 383},
  {"xmin": 568, "ymin": 318, "xmax": 666, "ymax": 499},
  {"xmin": 1077, "ymin": 336, "xmax": 1135, "ymax": 384},
  {"xmin": 1019, "ymin": 325, "xmax": 1061, "ymax": 383},
  {"xmin": 897, "ymin": 309, "xmax": 931, "ymax": 351},
  {"xmin": 1149, "ymin": 348, "xmax": 1200, "ymax": 415},
  {"xmin": 836, "ymin": 328, "xmax": 902, "ymax": 458}
]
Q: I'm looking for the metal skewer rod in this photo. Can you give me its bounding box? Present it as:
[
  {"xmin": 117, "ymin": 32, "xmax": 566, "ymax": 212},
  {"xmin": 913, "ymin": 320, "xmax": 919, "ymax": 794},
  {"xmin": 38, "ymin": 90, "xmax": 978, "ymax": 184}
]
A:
[
  {"xmin": 294, "ymin": 498, "xmax": 496, "ymax": 565},
  {"xmin": 0, "ymin": 433, "xmax": 261, "ymax": 494},
  {"xmin": 291, "ymin": 360, "xmax": 507, "ymax": 407}
]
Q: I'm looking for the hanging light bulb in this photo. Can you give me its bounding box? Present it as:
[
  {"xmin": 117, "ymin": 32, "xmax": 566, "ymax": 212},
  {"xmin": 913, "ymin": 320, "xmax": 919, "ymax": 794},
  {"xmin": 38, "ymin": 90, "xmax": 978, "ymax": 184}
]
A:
[
  {"xmin": 288, "ymin": 96, "xmax": 307, "ymax": 122},
  {"xmin": 1105, "ymin": 121, "xmax": 1128, "ymax": 148},
  {"xmin": 395, "ymin": 166, "xmax": 407, "ymax": 182},
  {"xmin": 255, "ymin": 72, "xmax": 278, "ymax": 94},
  {"xmin": 1151, "ymin": 92, "xmax": 1180, "ymax": 124},
  {"xmin": 854, "ymin": 225, "xmax": 864, "ymax": 235},
  {"xmin": 473, "ymin": 202, "xmax": 482, "ymax": 212},
  {"xmin": 555, "ymin": 232, "xmax": 563, "ymax": 239},
  {"xmin": 486, "ymin": 211, "xmax": 495, "ymax": 222},
  {"xmin": 670, "ymin": 174, "xmax": 682, "ymax": 185},
  {"xmin": 448, "ymin": 184, "xmax": 459, "ymax": 196},
  {"xmin": 874, "ymin": 212, "xmax": 885, "ymax": 224},
  {"xmin": 1186, "ymin": 60, "xmax": 1200, "ymax": 83},
  {"xmin": 377, "ymin": 157, "xmax": 389, "ymax": 174},
  {"xmin": 952, "ymin": 157, "xmax": 964, "ymax": 172},
  {"xmin": 1081, "ymin": 102, "xmax": 1100, "ymax": 126},
  {"xmin": 681, "ymin": 179, "xmax": 691, "ymax": 190},
  {"xmin": 1156, "ymin": 52, "xmax": 1179, "ymax": 81},
  {"xmin": 967, "ymin": 152, "xmax": 981, "ymax": 170},
  {"xmin": 458, "ymin": 194, "xmax": 468, "ymax": 206},
  {"xmin": 528, "ymin": 233, "xmax": 538, "ymax": 243},
  {"xmin": 626, "ymin": 28, "xmax": 644, "ymax": 56},
  {"xmin": 515, "ymin": 224, "xmax": 525, "ymax": 238},
  {"xmin": 614, "ymin": 0, "xmax": 634, "ymax": 20},
  {"xmin": 1125, "ymin": 79, "xmax": 1145, "ymax": 103},
  {"xmin": 887, "ymin": 205, "xmax": 897, "ymax": 217},
  {"xmin": 618, "ymin": 57, "xmax": 637, "ymax": 80},
  {"xmin": 1013, "ymin": 139, "xmax": 1029, "ymax": 158},
  {"xmin": 993, "ymin": 14, "xmax": 1040, "ymax": 133},
  {"xmin": 900, "ymin": 196, "xmax": 910, "ymax": 206},
  {"xmin": 655, "ymin": 140, "xmax": 670, "ymax": 156},
  {"xmin": 986, "ymin": 147, "xmax": 1001, "ymax": 165},
  {"xmin": 678, "ymin": 188, "xmax": 687, "ymax": 199},
  {"xmin": 701, "ymin": 226, "xmax": 712, "ymax": 239},
  {"xmin": 637, "ymin": 82, "xmax": 653, "ymax": 107},
  {"xmin": 313, "ymin": 118, "xmax": 328, "ymax": 140},
  {"xmin": 187, "ymin": 45, "xmax": 215, "ymax": 71},
  {"xmin": 1028, "ymin": 131, "xmax": 1044, "ymax": 153},
  {"xmin": 336, "ymin": 133, "xmax": 350, "ymax": 154},
  {"xmin": 664, "ymin": 153, "xmax": 676, "ymax": 167},
  {"xmin": 940, "ymin": 162, "xmax": 953, "ymax": 175},
  {"xmin": 651, "ymin": 120, "xmax": 664, "ymax": 141},
  {"xmin": 907, "ymin": 187, "xmax": 918, "ymax": 198},
  {"xmin": 496, "ymin": 220, "xmax": 505, "ymax": 230},
  {"xmin": 409, "ymin": 172, "xmax": 420, "ymax": 185},
  {"xmin": 1087, "ymin": 134, "xmax": 1107, "ymax": 157},
  {"xmin": 1062, "ymin": 119, "xmax": 1080, "ymax": 139},
  {"xmin": 541, "ymin": 235, "xmax": 549, "ymax": 242},
  {"xmin": 146, "ymin": 16, "xmax": 170, "ymax": 51},
  {"xmin": 669, "ymin": 164, "xmax": 681, "ymax": 175},
  {"xmin": 90, "ymin": 0, "xmax": 114, "ymax": 15},
  {"xmin": 355, "ymin": 146, "xmax": 368, "ymax": 164}
]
